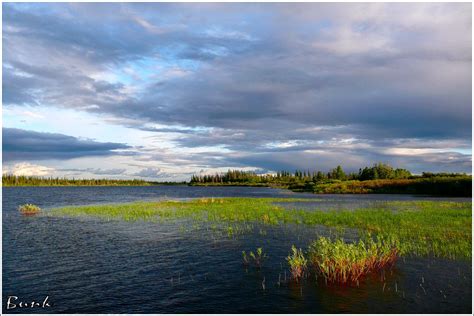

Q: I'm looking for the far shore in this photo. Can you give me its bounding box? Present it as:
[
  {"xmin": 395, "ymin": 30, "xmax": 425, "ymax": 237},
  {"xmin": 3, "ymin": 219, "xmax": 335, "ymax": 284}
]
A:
[{"xmin": 3, "ymin": 176, "xmax": 472, "ymax": 197}]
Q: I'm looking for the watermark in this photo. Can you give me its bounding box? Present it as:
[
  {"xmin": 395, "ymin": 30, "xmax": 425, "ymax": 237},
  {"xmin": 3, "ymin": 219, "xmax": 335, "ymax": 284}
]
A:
[{"xmin": 5, "ymin": 296, "xmax": 51, "ymax": 310}]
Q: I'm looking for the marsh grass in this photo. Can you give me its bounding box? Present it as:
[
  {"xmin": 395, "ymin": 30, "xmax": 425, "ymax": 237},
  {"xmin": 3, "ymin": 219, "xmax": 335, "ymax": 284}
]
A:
[
  {"xmin": 242, "ymin": 251, "xmax": 250, "ymax": 266},
  {"xmin": 18, "ymin": 203, "xmax": 41, "ymax": 215},
  {"xmin": 49, "ymin": 198, "xmax": 472, "ymax": 259},
  {"xmin": 286, "ymin": 245, "xmax": 308, "ymax": 281},
  {"xmin": 249, "ymin": 248, "xmax": 267, "ymax": 268},
  {"xmin": 308, "ymin": 236, "xmax": 398, "ymax": 284},
  {"xmin": 242, "ymin": 248, "xmax": 267, "ymax": 268}
]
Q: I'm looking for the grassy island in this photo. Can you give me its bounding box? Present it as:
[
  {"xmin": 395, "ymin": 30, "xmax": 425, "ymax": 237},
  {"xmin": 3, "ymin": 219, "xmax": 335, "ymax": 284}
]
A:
[{"xmin": 50, "ymin": 198, "xmax": 472, "ymax": 260}]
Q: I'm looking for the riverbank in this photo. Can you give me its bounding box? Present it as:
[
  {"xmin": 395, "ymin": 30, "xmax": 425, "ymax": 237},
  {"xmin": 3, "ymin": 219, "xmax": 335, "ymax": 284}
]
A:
[
  {"xmin": 290, "ymin": 176, "xmax": 473, "ymax": 197},
  {"xmin": 191, "ymin": 176, "xmax": 472, "ymax": 197}
]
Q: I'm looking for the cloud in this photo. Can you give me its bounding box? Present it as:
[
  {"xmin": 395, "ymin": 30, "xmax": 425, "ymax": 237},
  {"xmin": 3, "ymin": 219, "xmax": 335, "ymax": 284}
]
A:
[
  {"xmin": 2, "ymin": 3, "xmax": 472, "ymax": 175},
  {"xmin": 131, "ymin": 167, "xmax": 183, "ymax": 180},
  {"xmin": 58, "ymin": 167, "xmax": 127, "ymax": 176},
  {"xmin": 2, "ymin": 128, "xmax": 131, "ymax": 161},
  {"xmin": 93, "ymin": 168, "xmax": 127, "ymax": 175},
  {"xmin": 3, "ymin": 162, "xmax": 55, "ymax": 176},
  {"xmin": 132, "ymin": 168, "xmax": 161, "ymax": 178},
  {"xmin": 222, "ymin": 145, "xmax": 472, "ymax": 175}
]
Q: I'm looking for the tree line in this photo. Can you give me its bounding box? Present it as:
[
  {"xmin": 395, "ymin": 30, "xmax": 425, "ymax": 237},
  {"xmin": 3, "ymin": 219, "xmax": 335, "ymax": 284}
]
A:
[
  {"xmin": 2, "ymin": 174, "xmax": 151, "ymax": 186},
  {"xmin": 190, "ymin": 163, "xmax": 415, "ymax": 184},
  {"xmin": 3, "ymin": 163, "xmax": 469, "ymax": 188}
]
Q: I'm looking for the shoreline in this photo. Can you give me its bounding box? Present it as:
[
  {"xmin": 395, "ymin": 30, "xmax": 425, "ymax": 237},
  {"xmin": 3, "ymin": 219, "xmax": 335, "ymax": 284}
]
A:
[{"xmin": 3, "ymin": 183, "xmax": 471, "ymax": 198}]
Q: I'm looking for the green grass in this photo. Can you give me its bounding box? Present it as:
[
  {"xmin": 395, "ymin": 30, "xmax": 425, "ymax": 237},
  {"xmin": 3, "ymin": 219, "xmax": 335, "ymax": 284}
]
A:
[
  {"xmin": 49, "ymin": 197, "xmax": 472, "ymax": 259},
  {"xmin": 307, "ymin": 235, "xmax": 398, "ymax": 284}
]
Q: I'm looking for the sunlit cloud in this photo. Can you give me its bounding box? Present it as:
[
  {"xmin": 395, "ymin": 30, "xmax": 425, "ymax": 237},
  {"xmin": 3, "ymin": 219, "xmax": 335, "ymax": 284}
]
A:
[{"xmin": 3, "ymin": 162, "xmax": 55, "ymax": 176}]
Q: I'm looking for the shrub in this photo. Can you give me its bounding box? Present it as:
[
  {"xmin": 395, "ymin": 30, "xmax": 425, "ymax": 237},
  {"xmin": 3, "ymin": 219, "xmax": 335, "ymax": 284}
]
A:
[
  {"xmin": 312, "ymin": 177, "xmax": 471, "ymax": 196},
  {"xmin": 18, "ymin": 204, "xmax": 41, "ymax": 215}
]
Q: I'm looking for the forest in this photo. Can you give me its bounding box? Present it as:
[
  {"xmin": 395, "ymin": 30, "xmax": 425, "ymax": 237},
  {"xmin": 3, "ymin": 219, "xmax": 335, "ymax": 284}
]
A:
[
  {"xmin": 2, "ymin": 174, "xmax": 153, "ymax": 186},
  {"xmin": 190, "ymin": 163, "xmax": 472, "ymax": 196},
  {"xmin": 191, "ymin": 163, "xmax": 413, "ymax": 184}
]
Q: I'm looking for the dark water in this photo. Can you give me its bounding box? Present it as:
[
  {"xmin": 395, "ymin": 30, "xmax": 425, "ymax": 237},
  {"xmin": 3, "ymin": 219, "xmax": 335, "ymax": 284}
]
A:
[{"xmin": 3, "ymin": 186, "xmax": 472, "ymax": 313}]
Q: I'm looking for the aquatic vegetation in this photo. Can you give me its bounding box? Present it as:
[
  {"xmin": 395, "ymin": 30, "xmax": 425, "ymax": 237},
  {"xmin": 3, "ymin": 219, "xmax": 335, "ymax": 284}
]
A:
[
  {"xmin": 18, "ymin": 204, "xmax": 41, "ymax": 215},
  {"xmin": 249, "ymin": 248, "xmax": 267, "ymax": 268},
  {"xmin": 227, "ymin": 226, "xmax": 234, "ymax": 237},
  {"xmin": 286, "ymin": 245, "xmax": 308, "ymax": 282},
  {"xmin": 242, "ymin": 248, "xmax": 267, "ymax": 268},
  {"xmin": 50, "ymin": 198, "xmax": 472, "ymax": 259},
  {"xmin": 242, "ymin": 251, "xmax": 249, "ymax": 266},
  {"xmin": 308, "ymin": 236, "xmax": 398, "ymax": 284}
]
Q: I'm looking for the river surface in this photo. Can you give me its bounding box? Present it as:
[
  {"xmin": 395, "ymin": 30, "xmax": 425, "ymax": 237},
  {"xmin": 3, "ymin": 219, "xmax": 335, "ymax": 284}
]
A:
[{"xmin": 2, "ymin": 186, "xmax": 472, "ymax": 313}]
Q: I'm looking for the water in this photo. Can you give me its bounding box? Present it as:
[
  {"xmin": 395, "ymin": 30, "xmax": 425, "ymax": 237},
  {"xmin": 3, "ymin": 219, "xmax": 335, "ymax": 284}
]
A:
[{"xmin": 3, "ymin": 186, "xmax": 472, "ymax": 313}]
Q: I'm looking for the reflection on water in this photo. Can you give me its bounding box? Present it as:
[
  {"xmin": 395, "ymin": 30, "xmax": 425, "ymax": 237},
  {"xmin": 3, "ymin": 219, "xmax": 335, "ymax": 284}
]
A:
[{"xmin": 3, "ymin": 186, "xmax": 472, "ymax": 313}]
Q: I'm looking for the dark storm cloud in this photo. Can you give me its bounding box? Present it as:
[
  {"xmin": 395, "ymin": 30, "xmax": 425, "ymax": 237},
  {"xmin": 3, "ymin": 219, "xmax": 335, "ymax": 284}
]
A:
[
  {"xmin": 2, "ymin": 128, "xmax": 131, "ymax": 161},
  {"xmin": 3, "ymin": 3, "xmax": 472, "ymax": 173}
]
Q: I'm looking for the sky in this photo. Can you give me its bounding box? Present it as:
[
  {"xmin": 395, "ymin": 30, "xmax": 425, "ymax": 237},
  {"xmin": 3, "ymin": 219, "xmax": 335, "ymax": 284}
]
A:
[{"xmin": 2, "ymin": 2, "xmax": 472, "ymax": 181}]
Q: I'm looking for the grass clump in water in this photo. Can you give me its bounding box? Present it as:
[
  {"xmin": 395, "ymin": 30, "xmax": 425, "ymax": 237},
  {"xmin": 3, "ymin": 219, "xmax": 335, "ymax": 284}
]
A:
[
  {"xmin": 250, "ymin": 247, "xmax": 267, "ymax": 268},
  {"xmin": 286, "ymin": 245, "xmax": 308, "ymax": 282},
  {"xmin": 242, "ymin": 251, "xmax": 250, "ymax": 266},
  {"xmin": 18, "ymin": 204, "xmax": 41, "ymax": 215},
  {"xmin": 308, "ymin": 236, "xmax": 398, "ymax": 284},
  {"xmin": 242, "ymin": 247, "xmax": 267, "ymax": 268}
]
